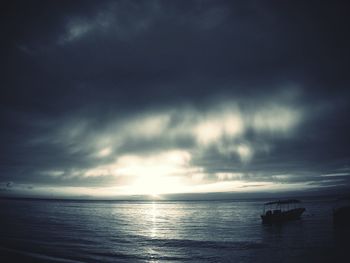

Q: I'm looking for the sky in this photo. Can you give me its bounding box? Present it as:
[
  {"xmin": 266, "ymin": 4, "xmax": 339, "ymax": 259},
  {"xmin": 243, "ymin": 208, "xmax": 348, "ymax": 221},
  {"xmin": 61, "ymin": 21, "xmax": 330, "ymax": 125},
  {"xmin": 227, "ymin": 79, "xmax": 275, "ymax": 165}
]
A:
[{"xmin": 1, "ymin": 0, "xmax": 350, "ymax": 199}]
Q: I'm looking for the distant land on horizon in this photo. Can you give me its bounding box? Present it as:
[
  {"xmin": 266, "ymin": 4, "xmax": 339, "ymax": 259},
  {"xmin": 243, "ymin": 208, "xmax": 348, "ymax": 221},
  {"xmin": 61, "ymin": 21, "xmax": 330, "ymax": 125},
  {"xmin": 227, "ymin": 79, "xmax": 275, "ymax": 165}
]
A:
[{"xmin": 1, "ymin": 186, "xmax": 349, "ymax": 202}]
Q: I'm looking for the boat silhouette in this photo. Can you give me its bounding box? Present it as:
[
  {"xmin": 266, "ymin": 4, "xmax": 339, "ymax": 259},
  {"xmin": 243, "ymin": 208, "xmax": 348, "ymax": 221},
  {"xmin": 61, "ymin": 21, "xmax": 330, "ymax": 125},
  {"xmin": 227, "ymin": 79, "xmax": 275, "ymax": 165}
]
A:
[{"xmin": 261, "ymin": 199, "xmax": 305, "ymax": 224}]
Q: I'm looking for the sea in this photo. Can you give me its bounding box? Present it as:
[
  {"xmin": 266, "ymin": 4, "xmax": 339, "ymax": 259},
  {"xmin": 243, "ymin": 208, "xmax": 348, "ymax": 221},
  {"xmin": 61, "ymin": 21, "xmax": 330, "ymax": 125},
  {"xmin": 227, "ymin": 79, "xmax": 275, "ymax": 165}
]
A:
[{"xmin": 0, "ymin": 197, "xmax": 349, "ymax": 262}]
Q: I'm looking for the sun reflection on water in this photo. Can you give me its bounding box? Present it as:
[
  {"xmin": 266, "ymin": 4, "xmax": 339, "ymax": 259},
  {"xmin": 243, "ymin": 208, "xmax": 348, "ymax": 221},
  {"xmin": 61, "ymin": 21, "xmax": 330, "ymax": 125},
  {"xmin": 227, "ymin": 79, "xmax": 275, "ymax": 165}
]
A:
[{"xmin": 150, "ymin": 202, "xmax": 157, "ymax": 238}]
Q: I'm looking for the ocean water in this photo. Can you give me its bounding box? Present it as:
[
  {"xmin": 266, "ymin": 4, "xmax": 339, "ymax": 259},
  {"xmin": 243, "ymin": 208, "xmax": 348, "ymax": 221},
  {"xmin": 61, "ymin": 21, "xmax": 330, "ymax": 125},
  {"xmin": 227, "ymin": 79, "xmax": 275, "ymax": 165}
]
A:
[{"xmin": 0, "ymin": 198, "xmax": 348, "ymax": 262}]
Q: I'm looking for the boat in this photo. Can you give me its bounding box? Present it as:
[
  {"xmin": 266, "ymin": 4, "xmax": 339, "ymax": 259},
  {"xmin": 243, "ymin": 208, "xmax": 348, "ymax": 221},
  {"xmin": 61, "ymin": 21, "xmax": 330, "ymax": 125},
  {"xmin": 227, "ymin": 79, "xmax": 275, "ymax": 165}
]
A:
[
  {"xmin": 333, "ymin": 196, "xmax": 350, "ymax": 227},
  {"xmin": 261, "ymin": 199, "xmax": 305, "ymax": 224},
  {"xmin": 333, "ymin": 206, "xmax": 350, "ymax": 226}
]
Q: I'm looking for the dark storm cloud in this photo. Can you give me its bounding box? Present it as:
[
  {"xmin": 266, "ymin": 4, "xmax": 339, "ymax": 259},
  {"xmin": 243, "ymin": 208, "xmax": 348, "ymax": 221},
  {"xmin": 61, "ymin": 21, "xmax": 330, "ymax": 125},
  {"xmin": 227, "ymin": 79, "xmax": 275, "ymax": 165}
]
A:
[{"xmin": 1, "ymin": 0, "xmax": 350, "ymax": 197}]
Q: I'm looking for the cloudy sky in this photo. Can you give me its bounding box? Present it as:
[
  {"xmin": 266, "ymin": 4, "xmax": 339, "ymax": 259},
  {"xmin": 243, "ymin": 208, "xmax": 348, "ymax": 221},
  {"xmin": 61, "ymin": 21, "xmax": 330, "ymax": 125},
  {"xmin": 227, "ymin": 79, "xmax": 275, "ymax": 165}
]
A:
[{"xmin": 1, "ymin": 0, "xmax": 350, "ymax": 198}]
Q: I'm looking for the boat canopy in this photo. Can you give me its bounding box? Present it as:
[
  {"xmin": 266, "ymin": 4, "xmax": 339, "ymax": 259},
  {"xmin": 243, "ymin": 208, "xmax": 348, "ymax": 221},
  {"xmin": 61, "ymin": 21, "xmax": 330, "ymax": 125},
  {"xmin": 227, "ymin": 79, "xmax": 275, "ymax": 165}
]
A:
[
  {"xmin": 264, "ymin": 199, "xmax": 301, "ymax": 205},
  {"xmin": 335, "ymin": 194, "xmax": 350, "ymax": 201}
]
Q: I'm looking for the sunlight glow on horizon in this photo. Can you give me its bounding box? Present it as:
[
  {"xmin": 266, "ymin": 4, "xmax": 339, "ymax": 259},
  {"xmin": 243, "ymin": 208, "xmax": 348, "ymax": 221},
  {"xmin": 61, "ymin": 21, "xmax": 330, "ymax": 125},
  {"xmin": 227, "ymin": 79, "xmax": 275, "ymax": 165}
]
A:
[{"xmin": 5, "ymin": 178, "xmax": 321, "ymax": 199}]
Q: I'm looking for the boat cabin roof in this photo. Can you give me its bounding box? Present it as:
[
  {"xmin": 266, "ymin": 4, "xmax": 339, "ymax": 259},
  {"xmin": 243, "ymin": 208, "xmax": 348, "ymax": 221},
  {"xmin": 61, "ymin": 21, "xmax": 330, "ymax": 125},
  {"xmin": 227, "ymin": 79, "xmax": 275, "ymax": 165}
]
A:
[
  {"xmin": 264, "ymin": 199, "xmax": 301, "ymax": 205},
  {"xmin": 336, "ymin": 194, "xmax": 350, "ymax": 201}
]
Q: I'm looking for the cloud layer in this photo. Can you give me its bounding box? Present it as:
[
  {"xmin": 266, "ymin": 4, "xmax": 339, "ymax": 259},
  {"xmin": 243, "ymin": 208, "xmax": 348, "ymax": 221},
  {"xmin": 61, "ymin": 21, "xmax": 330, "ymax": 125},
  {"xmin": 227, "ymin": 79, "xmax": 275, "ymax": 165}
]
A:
[{"xmin": 1, "ymin": 0, "xmax": 350, "ymax": 197}]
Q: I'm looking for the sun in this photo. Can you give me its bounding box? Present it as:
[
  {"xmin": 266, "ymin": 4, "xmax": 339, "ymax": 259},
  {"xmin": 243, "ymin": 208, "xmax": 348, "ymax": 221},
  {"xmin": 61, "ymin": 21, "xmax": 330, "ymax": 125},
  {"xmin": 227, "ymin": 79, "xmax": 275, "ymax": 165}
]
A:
[
  {"xmin": 128, "ymin": 173, "xmax": 186, "ymax": 196},
  {"xmin": 109, "ymin": 150, "xmax": 192, "ymax": 196},
  {"xmin": 150, "ymin": 193, "xmax": 160, "ymax": 199}
]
